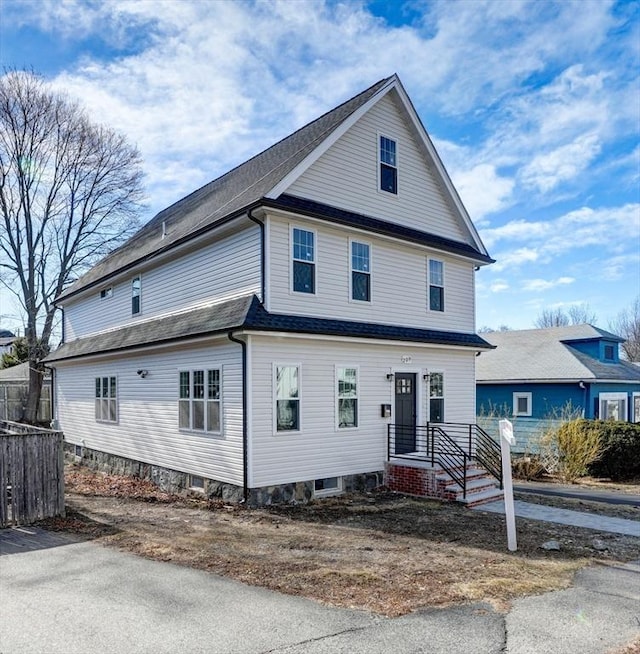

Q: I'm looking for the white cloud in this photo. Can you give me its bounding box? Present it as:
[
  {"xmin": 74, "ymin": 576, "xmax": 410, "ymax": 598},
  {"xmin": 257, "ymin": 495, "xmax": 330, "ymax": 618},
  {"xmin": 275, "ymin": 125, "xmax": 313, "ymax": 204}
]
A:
[
  {"xmin": 489, "ymin": 281, "xmax": 510, "ymax": 293},
  {"xmin": 522, "ymin": 277, "xmax": 574, "ymax": 292},
  {"xmin": 449, "ymin": 163, "xmax": 515, "ymax": 220},
  {"xmin": 490, "ymin": 247, "xmax": 540, "ymax": 272}
]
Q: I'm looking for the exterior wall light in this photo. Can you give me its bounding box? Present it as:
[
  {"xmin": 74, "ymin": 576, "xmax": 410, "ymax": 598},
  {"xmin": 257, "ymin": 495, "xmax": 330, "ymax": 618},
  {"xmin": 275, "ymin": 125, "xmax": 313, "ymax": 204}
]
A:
[
  {"xmin": 137, "ymin": 369, "xmax": 149, "ymax": 378},
  {"xmin": 386, "ymin": 373, "xmax": 394, "ymax": 381}
]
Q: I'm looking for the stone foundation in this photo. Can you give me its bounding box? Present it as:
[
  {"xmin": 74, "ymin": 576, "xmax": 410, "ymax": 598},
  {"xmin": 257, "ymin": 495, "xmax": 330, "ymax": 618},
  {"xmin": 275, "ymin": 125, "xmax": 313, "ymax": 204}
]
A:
[{"xmin": 65, "ymin": 443, "xmax": 384, "ymax": 507}]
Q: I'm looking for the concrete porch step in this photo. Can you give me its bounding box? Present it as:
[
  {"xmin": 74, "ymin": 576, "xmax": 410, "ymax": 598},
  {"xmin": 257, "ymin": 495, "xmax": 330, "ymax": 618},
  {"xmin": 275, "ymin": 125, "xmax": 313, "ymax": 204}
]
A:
[{"xmin": 458, "ymin": 487, "xmax": 505, "ymax": 507}]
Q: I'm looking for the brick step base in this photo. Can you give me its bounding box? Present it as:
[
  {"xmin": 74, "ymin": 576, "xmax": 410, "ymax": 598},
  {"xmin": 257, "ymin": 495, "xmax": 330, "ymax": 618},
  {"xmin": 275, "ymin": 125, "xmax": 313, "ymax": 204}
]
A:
[{"xmin": 385, "ymin": 459, "xmax": 503, "ymax": 507}]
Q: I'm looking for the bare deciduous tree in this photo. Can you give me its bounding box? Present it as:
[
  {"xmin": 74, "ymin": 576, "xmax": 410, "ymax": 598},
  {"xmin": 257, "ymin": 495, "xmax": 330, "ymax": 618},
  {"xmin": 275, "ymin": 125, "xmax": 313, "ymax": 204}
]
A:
[
  {"xmin": 609, "ymin": 297, "xmax": 640, "ymax": 361},
  {"xmin": 0, "ymin": 70, "xmax": 144, "ymax": 423},
  {"xmin": 534, "ymin": 303, "xmax": 597, "ymax": 329},
  {"xmin": 534, "ymin": 308, "xmax": 570, "ymax": 328}
]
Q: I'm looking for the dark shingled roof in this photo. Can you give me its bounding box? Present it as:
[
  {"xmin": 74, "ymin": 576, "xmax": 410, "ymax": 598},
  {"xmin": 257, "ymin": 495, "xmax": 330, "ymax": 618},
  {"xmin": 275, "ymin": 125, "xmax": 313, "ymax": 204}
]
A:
[
  {"xmin": 58, "ymin": 77, "xmax": 394, "ymax": 302},
  {"xmin": 45, "ymin": 295, "xmax": 492, "ymax": 362},
  {"xmin": 569, "ymin": 348, "xmax": 640, "ymax": 382},
  {"xmin": 265, "ymin": 195, "xmax": 494, "ymax": 264}
]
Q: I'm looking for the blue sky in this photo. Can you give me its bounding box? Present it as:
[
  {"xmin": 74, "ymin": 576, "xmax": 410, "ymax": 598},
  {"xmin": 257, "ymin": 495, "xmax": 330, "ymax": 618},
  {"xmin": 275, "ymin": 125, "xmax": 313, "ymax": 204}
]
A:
[{"xmin": 1, "ymin": 0, "xmax": 639, "ymax": 334}]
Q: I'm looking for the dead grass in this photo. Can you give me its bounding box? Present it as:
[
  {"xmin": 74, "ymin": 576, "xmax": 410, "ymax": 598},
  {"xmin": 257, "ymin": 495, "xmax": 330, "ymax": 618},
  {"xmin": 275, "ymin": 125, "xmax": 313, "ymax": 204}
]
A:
[{"xmin": 42, "ymin": 465, "xmax": 640, "ymax": 618}]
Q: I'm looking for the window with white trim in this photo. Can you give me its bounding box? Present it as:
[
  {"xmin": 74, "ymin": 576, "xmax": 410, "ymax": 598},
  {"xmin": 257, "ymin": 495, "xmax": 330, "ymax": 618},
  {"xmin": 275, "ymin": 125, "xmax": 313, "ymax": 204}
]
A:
[
  {"xmin": 292, "ymin": 227, "xmax": 315, "ymax": 294},
  {"xmin": 178, "ymin": 369, "xmax": 221, "ymax": 432},
  {"xmin": 633, "ymin": 393, "xmax": 640, "ymax": 423},
  {"xmin": 314, "ymin": 477, "xmax": 342, "ymax": 497},
  {"xmin": 275, "ymin": 365, "xmax": 300, "ymax": 431},
  {"xmin": 513, "ymin": 392, "xmax": 532, "ymax": 417},
  {"xmin": 599, "ymin": 392, "xmax": 627, "ymax": 421},
  {"xmin": 350, "ymin": 241, "xmax": 370, "ymax": 302},
  {"xmin": 100, "ymin": 287, "xmax": 113, "ymax": 300},
  {"xmin": 379, "ymin": 135, "xmax": 397, "ymax": 194},
  {"xmin": 337, "ymin": 366, "xmax": 358, "ymax": 428},
  {"xmin": 95, "ymin": 376, "xmax": 117, "ymax": 422},
  {"xmin": 131, "ymin": 276, "xmax": 141, "ymax": 315},
  {"xmin": 429, "ymin": 372, "xmax": 444, "ymax": 422},
  {"xmin": 428, "ymin": 259, "xmax": 444, "ymax": 312}
]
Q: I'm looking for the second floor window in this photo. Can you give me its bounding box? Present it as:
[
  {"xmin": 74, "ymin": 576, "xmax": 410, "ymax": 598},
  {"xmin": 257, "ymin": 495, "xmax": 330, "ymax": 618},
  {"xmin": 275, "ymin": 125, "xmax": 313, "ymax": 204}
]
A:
[
  {"xmin": 292, "ymin": 228, "xmax": 315, "ymax": 294},
  {"xmin": 131, "ymin": 276, "xmax": 141, "ymax": 315},
  {"xmin": 379, "ymin": 135, "xmax": 397, "ymax": 194},
  {"xmin": 428, "ymin": 259, "xmax": 444, "ymax": 312},
  {"xmin": 351, "ymin": 241, "xmax": 370, "ymax": 302}
]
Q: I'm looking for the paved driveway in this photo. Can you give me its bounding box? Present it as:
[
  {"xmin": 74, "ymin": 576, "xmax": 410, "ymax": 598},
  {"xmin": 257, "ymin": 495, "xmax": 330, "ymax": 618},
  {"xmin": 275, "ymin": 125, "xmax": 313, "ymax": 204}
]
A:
[{"xmin": 1, "ymin": 527, "xmax": 638, "ymax": 654}]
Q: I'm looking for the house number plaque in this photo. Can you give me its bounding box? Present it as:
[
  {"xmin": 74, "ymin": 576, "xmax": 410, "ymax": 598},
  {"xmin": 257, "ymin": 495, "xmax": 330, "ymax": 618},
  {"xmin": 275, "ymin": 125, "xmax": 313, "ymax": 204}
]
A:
[{"xmin": 401, "ymin": 355, "xmax": 412, "ymax": 364}]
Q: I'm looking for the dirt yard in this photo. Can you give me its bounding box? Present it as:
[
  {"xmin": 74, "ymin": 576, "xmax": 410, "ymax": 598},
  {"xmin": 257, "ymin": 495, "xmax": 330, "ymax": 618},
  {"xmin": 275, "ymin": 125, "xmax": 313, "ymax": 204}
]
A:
[{"xmin": 42, "ymin": 466, "xmax": 640, "ymax": 618}]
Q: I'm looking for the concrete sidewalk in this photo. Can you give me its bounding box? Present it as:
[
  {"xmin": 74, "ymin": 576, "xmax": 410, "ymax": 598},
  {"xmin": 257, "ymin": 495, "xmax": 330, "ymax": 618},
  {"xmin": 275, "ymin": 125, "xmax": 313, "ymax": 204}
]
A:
[
  {"xmin": 1, "ymin": 526, "xmax": 639, "ymax": 653},
  {"xmin": 474, "ymin": 499, "xmax": 640, "ymax": 536}
]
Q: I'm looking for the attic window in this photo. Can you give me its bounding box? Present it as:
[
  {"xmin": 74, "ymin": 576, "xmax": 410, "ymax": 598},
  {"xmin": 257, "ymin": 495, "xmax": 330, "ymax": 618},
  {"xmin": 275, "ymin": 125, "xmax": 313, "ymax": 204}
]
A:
[
  {"xmin": 379, "ymin": 135, "xmax": 397, "ymax": 194},
  {"xmin": 100, "ymin": 287, "xmax": 113, "ymax": 300},
  {"xmin": 604, "ymin": 345, "xmax": 614, "ymax": 360}
]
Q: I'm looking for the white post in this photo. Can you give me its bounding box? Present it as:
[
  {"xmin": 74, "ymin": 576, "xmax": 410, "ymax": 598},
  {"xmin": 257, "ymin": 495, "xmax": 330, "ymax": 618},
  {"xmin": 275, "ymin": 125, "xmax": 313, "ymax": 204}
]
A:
[{"xmin": 499, "ymin": 419, "xmax": 517, "ymax": 552}]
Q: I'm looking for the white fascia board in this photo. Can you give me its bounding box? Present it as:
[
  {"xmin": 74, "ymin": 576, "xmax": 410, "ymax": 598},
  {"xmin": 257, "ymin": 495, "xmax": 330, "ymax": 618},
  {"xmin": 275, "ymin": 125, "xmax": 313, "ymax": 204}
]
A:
[
  {"xmin": 266, "ymin": 76, "xmax": 398, "ymax": 200},
  {"xmin": 48, "ymin": 332, "xmax": 231, "ymax": 366},
  {"xmin": 240, "ymin": 329, "xmax": 486, "ymax": 352}
]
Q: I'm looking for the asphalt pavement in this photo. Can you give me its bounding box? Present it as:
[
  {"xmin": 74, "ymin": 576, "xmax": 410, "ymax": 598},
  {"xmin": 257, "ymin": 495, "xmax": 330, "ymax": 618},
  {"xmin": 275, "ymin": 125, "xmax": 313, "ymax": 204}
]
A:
[
  {"xmin": 514, "ymin": 481, "xmax": 640, "ymax": 507},
  {"xmin": 1, "ymin": 525, "xmax": 639, "ymax": 654}
]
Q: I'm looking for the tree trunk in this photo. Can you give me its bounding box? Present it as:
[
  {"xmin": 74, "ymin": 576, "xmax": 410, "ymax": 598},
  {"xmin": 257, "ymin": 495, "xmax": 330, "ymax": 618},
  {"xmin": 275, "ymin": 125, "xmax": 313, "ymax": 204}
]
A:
[{"xmin": 23, "ymin": 359, "xmax": 44, "ymax": 425}]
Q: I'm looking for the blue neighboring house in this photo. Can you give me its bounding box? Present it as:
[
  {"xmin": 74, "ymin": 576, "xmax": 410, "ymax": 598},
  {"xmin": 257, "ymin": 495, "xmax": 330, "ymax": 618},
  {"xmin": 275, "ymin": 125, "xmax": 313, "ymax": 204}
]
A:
[{"xmin": 476, "ymin": 325, "xmax": 640, "ymax": 426}]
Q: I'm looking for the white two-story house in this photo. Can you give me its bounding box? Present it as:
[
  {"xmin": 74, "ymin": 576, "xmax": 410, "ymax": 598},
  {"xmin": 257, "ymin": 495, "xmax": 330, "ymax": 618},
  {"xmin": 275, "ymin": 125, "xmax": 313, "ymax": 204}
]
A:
[{"xmin": 46, "ymin": 75, "xmax": 500, "ymax": 505}]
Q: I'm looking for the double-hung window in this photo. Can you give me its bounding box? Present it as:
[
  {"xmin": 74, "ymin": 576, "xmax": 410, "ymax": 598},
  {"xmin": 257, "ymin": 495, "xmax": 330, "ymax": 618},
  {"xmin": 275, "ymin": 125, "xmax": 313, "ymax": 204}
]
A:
[
  {"xmin": 275, "ymin": 365, "xmax": 300, "ymax": 431},
  {"xmin": 179, "ymin": 369, "xmax": 221, "ymax": 432},
  {"xmin": 337, "ymin": 366, "xmax": 358, "ymax": 429},
  {"xmin": 95, "ymin": 376, "xmax": 117, "ymax": 422},
  {"xmin": 379, "ymin": 135, "xmax": 397, "ymax": 194},
  {"xmin": 429, "ymin": 372, "xmax": 444, "ymax": 422},
  {"xmin": 292, "ymin": 228, "xmax": 315, "ymax": 294},
  {"xmin": 351, "ymin": 241, "xmax": 370, "ymax": 302},
  {"xmin": 428, "ymin": 259, "xmax": 444, "ymax": 312},
  {"xmin": 131, "ymin": 276, "xmax": 141, "ymax": 315}
]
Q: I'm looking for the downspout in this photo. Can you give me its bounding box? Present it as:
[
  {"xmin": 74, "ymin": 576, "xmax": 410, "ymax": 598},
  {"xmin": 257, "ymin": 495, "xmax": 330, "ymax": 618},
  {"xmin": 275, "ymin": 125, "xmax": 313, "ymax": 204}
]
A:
[
  {"xmin": 247, "ymin": 205, "xmax": 266, "ymax": 306},
  {"xmin": 60, "ymin": 307, "xmax": 65, "ymax": 345},
  {"xmin": 228, "ymin": 331, "xmax": 248, "ymax": 503}
]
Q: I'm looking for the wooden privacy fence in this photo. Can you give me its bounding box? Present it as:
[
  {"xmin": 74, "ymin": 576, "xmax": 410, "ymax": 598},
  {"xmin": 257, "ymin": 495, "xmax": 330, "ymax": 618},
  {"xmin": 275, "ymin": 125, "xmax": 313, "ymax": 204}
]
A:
[{"xmin": 0, "ymin": 420, "xmax": 65, "ymax": 527}]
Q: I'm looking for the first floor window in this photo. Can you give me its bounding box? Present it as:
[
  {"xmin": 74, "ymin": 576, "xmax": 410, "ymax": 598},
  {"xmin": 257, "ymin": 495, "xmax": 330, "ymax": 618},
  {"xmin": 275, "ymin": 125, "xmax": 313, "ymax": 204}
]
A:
[
  {"xmin": 292, "ymin": 227, "xmax": 315, "ymax": 293},
  {"xmin": 428, "ymin": 259, "xmax": 444, "ymax": 311},
  {"xmin": 337, "ymin": 367, "xmax": 358, "ymax": 428},
  {"xmin": 633, "ymin": 394, "xmax": 640, "ymax": 423},
  {"xmin": 95, "ymin": 376, "xmax": 117, "ymax": 422},
  {"xmin": 513, "ymin": 392, "xmax": 532, "ymax": 417},
  {"xmin": 276, "ymin": 365, "xmax": 299, "ymax": 431},
  {"xmin": 179, "ymin": 369, "xmax": 221, "ymax": 432},
  {"xmin": 599, "ymin": 393, "xmax": 627, "ymax": 421},
  {"xmin": 429, "ymin": 372, "xmax": 444, "ymax": 422}
]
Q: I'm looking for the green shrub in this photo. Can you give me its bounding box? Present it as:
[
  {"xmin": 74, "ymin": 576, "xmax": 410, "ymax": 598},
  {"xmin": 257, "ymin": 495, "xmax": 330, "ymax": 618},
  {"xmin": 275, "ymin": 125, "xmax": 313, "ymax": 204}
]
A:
[
  {"xmin": 543, "ymin": 419, "xmax": 604, "ymax": 483},
  {"xmin": 587, "ymin": 421, "xmax": 640, "ymax": 481}
]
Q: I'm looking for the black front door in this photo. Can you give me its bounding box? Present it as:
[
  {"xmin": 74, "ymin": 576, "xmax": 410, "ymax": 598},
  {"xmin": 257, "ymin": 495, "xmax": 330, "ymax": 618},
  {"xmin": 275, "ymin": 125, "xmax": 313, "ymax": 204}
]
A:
[{"xmin": 394, "ymin": 372, "xmax": 416, "ymax": 454}]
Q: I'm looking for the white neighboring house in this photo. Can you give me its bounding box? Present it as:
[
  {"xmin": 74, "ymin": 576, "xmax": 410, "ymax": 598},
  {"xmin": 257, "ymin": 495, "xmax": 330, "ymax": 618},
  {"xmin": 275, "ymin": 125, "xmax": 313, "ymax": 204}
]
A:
[{"xmin": 45, "ymin": 75, "xmax": 501, "ymax": 505}]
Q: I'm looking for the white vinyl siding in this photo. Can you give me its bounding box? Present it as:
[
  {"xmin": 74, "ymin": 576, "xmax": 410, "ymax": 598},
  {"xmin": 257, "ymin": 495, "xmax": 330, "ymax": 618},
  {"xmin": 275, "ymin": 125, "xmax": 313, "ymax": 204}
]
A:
[
  {"xmin": 54, "ymin": 340, "xmax": 244, "ymax": 486},
  {"xmin": 287, "ymin": 93, "xmax": 469, "ymax": 242},
  {"xmin": 63, "ymin": 226, "xmax": 261, "ymax": 340},
  {"xmin": 249, "ymin": 335, "xmax": 476, "ymax": 487},
  {"xmin": 268, "ymin": 215, "xmax": 475, "ymax": 332}
]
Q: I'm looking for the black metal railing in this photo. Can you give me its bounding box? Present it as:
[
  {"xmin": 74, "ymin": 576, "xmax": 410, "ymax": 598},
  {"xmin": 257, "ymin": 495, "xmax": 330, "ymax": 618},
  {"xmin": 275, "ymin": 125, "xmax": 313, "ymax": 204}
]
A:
[{"xmin": 387, "ymin": 422, "xmax": 503, "ymax": 494}]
